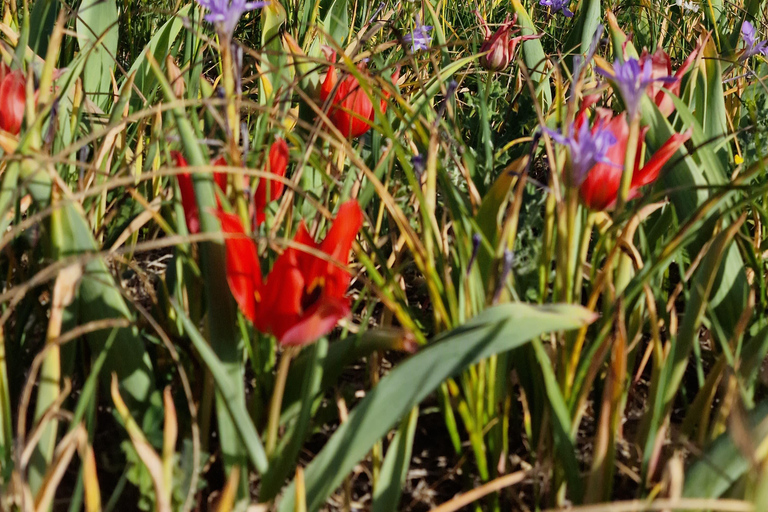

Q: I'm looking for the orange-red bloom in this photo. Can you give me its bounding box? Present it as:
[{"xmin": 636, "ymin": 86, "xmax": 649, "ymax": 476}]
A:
[
  {"xmin": 253, "ymin": 138, "xmax": 289, "ymax": 224},
  {"xmin": 172, "ymin": 152, "xmax": 228, "ymax": 234},
  {"xmin": 638, "ymin": 46, "xmax": 700, "ymax": 117},
  {"xmin": 217, "ymin": 200, "xmax": 364, "ymax": 346},
  {"xmin": 320, "ymin": 51, "xmax": 399, "ymax": 138},
  {"xmin": 577, "ymin": 109, "xmax": 691, "ymax": 211},
  {"xmin": 0, "ymin": 63, "xmax": 27, "ymax": 135}
]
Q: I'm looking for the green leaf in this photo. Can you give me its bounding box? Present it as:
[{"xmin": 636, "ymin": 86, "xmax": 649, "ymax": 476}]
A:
[
  {"xmin": 642, "ymin": 216, "xmax": 745, "ymax": 472},
  {"xmin": 76, "ymin": 0, "xmax": 119, "ymax": 110},
  {"xmin": 510, "ymin": 0, "xmax": 551, "ymax": 108},
  {"xmin": 126, "ymin": 4, "xmax": 192, "ymax": 109},
  {"xmin": 372, "ymin": 408, "xmax": 419, "ymax": 512},
  {"xmin": 322, "ymin": 0, "xmax": 349, "ymax": 47},
  {"xmin": 683, "ymin": 400, "xmax": 768, "ymax": 498},
  {"xmin": 171, "ymin": 300, "xmax": 269, "ymax": 474},
  {"xmin": 260, "ymin": 339, "xmax": 328, "ymax": 499},
  {"xmin": 277, "ymin": 303, "xmax": 596, "ymax": 512},
  {"xmin": 29, "ymin": 0, "xmax": 59, "ymax": 57}
]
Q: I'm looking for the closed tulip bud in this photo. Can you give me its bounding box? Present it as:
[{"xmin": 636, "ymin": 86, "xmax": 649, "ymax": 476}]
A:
[
  {"xmin": 479, "ymin": 15, "xmax": 515, "ymax": 71},
  {"xmin": 475, "ymin": 12, "xmax": 540, "ymax": 72},
  {"xmin": 0, "ymin": 64, "xmax": 27, "ymax": 135},
  {"xmin": 166, "ymin": 55, "xmax": 186, "ymax": 98}
]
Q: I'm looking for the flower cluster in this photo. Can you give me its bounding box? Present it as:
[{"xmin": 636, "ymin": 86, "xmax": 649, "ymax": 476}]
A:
[
  {"xmin": 545, "ymin": 120, "xmax": 618, "ymax": 188},
  {"xmin": 741, "ymin": 20, "xmax": 768, "ymax": 59},
  {"xmin": 196, "ymin": 0, "xmax": 269, "ymax": 39},
  {"xmin": 539, "ymin": 0, "xmax": 574, "ymax": 18},
  {"xmin": 402, "ymin": 14, "xmax": 433, "ymax": 52},
  {"xmin": 597, "ymin": 57, "xmax": 675, "ymax": 118}
]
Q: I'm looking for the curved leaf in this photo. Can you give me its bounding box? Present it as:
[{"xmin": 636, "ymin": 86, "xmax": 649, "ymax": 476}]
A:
[{"xmin": 277, "ymin": 303, "xmax": 596, "ymax": 511}]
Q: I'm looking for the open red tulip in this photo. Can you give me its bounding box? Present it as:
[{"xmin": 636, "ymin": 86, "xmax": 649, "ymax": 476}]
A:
[
  {"xmin": 639, "ymin": 43, "xmax": 701, "ymax": 117},
  {"xmin": 0, "ymin": 63, "xmax": 27, "ymax": 135},
  {"xmin": 320, "ymin": 51, "xmax": 399, "ymax": 139},
  {"xmin": 253, "ymin": 138, "xmax": 289, "ymax": 224},
  {"xmin": 172, "ymin": 152, "xmax": 228, "ymax": 234},
  {"xmin": 217, "ymin": 200, "xmax": 364, "ymax": 346},
  {"xmin": 578, "ymin": 109, "xmax": 692, "ymax": 211}
]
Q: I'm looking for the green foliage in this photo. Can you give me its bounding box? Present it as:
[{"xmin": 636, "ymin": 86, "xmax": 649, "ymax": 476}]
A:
[{"xmin": 3, "ymin": 0, "xmax": 768, "ymax": 510}]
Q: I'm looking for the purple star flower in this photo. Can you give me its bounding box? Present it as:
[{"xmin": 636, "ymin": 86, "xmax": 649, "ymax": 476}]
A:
[
  {"xmin": 539, "ymin": 0, "xmax": 574, "ymax": 17},
  {"xmin": 197, "ymin": 0, "xmax": 269, "ymax": 39},
  {"xmin": 544, "ymin": 121, "xmax": 618, "ymax": 187},
  {"xmin": 402, "ymin": 15, "xmax": 433, "ymax": 52},
  {"xmin": 597, "ymin": 57, "xmax": 674, "ymax": 118},
  {"xmin": 741, "ymin": 20, "xmax": 768, "ymax": 58}
]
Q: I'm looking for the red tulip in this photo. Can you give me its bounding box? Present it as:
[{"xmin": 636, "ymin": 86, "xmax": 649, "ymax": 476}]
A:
[
  {"xmin": 578, "ymin": 109, "xmax": 692, "ymax": 211},
  {"xmin": 638, "ymin": 45, "xmax": 700, "ymax": 117},
  {"xmin": 172, "ymin": 152, "xmax": 228, "ymax": 234},
  {"xmin": 254, "ymin": 138, "xmax": 289, "ymax": 224},
  {"xmin": 217, "ymin": 200, "xmax": 364, "ymax": 346},
  {"xmin": 0, "ymin": 63, "xmax": 27, "ymax": 135},
  {"xmin": 475, "ymin": 12, "xmax": 539, "ymax": 72},
  {"xmin": 320, "ymin": 51, "xmax": 399, "ymax": 138}
]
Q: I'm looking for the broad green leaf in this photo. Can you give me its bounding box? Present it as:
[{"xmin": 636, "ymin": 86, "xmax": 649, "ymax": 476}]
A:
[
  {"xmin": 510, "ymin": 0, "xmax": 551, "ymax": 108},
  {"xmin": 76, "ymin": 0, "xmax": 119, "ymax": 110},
  {"xmin": 278, "ymin": 303, "xmax": 596, "ymax": 512},
  {"xmin": 29, "ymin": 0, "xmax": 59, "ymax": 57},
  {"xmin": 643, "ymin": 217, "xmax": 745, "ymax": 473},
  {"xmin": 148, "ymin": 45, "xmax": 249, "ymax": 479},
  {"xmin": 372, "ymin": 408, "xmax": 419, "ymax": 512},
  {"xmin": 126, "ymin": 4, "xmax": 192, "ymax": 109},
  {"xmin": 683, "ymin": 401, "xmax": 768, "ymax": 498},
  {"xmin": 171, "ymin": 301, "xmax": 269, "ymax": 473},
  {"xmin": 260, "ymin": 339, "xmax": 328, "ymax": 499},
  {"xmin": 322, "ymin": 0, "xmax": 349, "ymax": 47}
]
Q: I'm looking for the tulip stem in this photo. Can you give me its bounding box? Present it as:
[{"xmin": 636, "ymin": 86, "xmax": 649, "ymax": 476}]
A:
[
  {"xmin": 481, "ymin": 71, "xmax": 494, "ymax": 171},
  {"xmin": 616, "ymin": 117, "xmax": 641, "ymax": 211},
  {"xmin": 266, "ymin": 345, "xmax": 298, "ymax": 457},
  {"xmin": 218, "ymin": 35, "xmax": 251, "ymax": 231}
]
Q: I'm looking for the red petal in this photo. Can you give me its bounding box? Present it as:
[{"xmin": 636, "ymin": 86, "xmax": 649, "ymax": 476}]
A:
[
  {"xmin": 215, "ymin": 210, "xmax": 263, "ymax": 323},
  {"xmin": 320, "ymin": 51, "xmax": 338, "ymax": 103},
  {"xmin": 278, "ymin": 297, "xmax": 350, "ymax": 347},
  {"xmin": 579, "ymin": 161, "xmax": 622, "ymax": 211},
  {"xmin": 172, "ymin": 152, "xmax": 202, "ymax": 235},
  {"xmin": 0, "ymin": 70, "xmax": 27, "ymax": 135},
  {"xmin": 212, "ymin": 155, "xmax": 228, "ymax": 193},
  {"xmin": 315, "ymin": 200, "xmax": 363, "ymax": 298},
  {"xmin": 631, "ymin": 128, "xmax": 692, "ymax": 189}
]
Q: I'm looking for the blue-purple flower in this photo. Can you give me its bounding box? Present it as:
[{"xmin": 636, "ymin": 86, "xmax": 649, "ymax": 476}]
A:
[
  {"xmin": 539, "ymin": 0, "xmax": 573, "ymax": 17},
  {"xmin": 402, "ymin": 15, "xmax": 433, "ymax": 52},
  {"xmin": 741, "ymin": 20, "xmax": 768, "ymax": 59},
  {"xmin": 544, "ymin": 120, "xmax": 618, "ymax": 187},
  {"xmin": 196, "ymin": 0, "xmax": 269, "ymax": 39},
  {"xmin": 597, "ymin": 57, "xmax": 674, "ymax": 118}
]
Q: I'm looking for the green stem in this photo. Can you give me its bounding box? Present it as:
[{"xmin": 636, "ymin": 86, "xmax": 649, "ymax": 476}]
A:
[
  {"xmin": 616, "ymin": 117, "xmax": 641, "ymax": 212},
  {"xmin": 219, "ymin": 35, "xmax": 250, "ymax": 231},
  {"xmin": 266, "ymin": 346, "xmax": 297, "ymax": 457},
  {"xmin": 481, "ymin": 71, "xmax": 495, "ymax": 171}
]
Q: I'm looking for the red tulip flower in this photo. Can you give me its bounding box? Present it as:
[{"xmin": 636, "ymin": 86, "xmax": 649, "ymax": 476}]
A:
[
  {"xmin": 254, "ymin": 138, "xmax": 289, "ymax": 224},
  {"xmin": 217, "ymin": 200, "xmax": 364, "ymax": 346},
  {"xmin": 320, "ymin": 51, "xmax": 399, "ymax": 139},
  {"xmin": 0, "ymin": 63, "xmax": 27, "ymax": 135},
  {"xmin": 638, "ymin": 45, "xmax": 700, "ymax": 117},
  {"xmin": 578, "ymin": 109, "xmax": 692, "ymax": 211},
  {"xmin": 475, "ymin": 12, "xmax": 539, "ymax": 72},
  {"xmin": 172, "ymin": 152, "xmax": 228, "ymax": 234}
]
